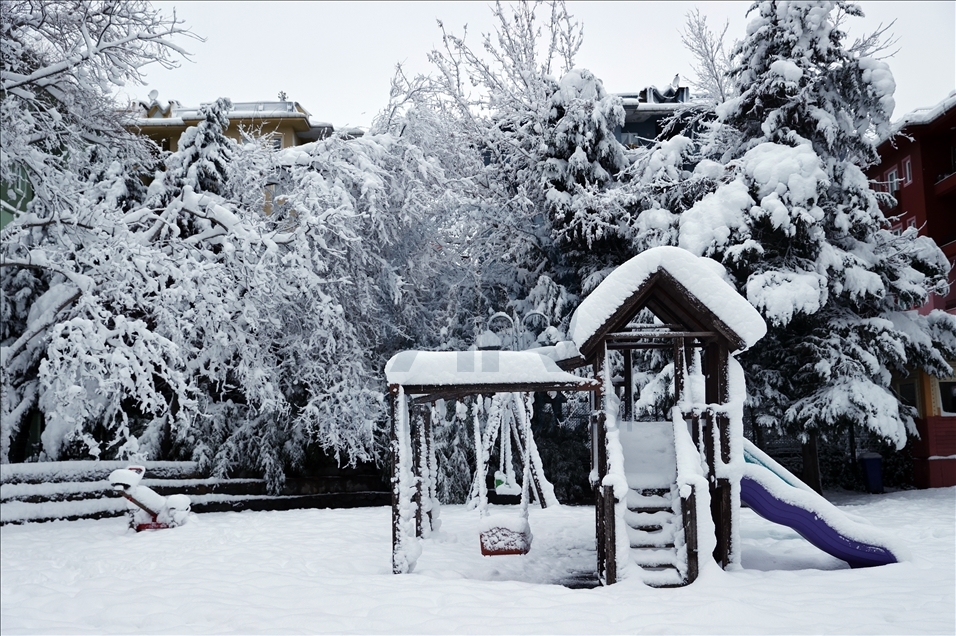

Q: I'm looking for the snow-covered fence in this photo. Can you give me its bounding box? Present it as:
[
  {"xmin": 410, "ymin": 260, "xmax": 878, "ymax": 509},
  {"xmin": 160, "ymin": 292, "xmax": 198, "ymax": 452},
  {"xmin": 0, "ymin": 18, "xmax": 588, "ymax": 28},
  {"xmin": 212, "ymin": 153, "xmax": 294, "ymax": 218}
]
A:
[
  {"xmin": 1, "ymin": 461, "xmax": 390, "ymax": 525},
  {"xmin": 1, "ymin": 461, "xmax": 199, "ymax": 525},
  {"xmin": 1, "ymin": 460, "xmax": 200, "ymax": 484}
]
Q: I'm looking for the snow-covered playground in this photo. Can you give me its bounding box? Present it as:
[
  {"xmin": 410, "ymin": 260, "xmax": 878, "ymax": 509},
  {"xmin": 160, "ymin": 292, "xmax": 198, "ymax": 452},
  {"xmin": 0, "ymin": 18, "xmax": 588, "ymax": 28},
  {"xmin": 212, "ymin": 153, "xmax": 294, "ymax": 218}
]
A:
[{"xmin": 1, "ymin": 487, "xmax": 953, "ymax": 635}]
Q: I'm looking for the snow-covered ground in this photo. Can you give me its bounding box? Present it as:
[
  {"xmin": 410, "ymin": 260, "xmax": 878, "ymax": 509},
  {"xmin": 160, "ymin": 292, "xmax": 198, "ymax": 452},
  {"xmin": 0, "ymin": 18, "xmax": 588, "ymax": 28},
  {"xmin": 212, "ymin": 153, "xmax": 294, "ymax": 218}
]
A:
[{"xmin": 2, "ymin": 488, "xmax": 953, "ymax": 635}]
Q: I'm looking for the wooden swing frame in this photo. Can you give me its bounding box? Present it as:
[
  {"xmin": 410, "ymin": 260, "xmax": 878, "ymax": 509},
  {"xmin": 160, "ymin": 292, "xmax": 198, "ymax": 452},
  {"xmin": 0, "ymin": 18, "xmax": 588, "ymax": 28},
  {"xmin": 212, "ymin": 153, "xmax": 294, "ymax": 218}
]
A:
[{"xmin": 387, "ymin": 364, "xmax": 599, "ymax": 574}]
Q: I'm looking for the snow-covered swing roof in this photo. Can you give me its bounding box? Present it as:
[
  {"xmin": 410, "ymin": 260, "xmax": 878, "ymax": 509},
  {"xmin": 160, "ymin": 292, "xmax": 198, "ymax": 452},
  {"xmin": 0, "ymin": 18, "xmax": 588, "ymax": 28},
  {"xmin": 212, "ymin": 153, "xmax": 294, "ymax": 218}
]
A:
[
  {"xmin": 385, "ymin": 349, "xmax": 599, "ymax": 400},
  {"xmin": 568, "ymin": 246, "xmax": 766, "ymax": 358}
]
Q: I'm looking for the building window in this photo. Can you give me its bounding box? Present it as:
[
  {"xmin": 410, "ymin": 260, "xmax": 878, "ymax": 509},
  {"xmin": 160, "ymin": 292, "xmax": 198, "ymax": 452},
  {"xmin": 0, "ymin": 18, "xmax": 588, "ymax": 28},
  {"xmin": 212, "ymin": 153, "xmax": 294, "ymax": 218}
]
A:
[
  {"xmin": 898, "ymin": 380, "xmax": 918, "ymax": 410},
  {"xmin": 902, "ymin": 157, "xmax": 912, "ymax": 185},
  {"xmin": 885, "ymin": 167, "xmax": 900, "ymax": 194},
  {"xmin": 940, "ymin": 381, "xmax": 956, "ymax": 416},
  {"xmin": 907, "ymin": 217, "xmax": 916, "ymax": 230},
  {"xmin": 271, "ymin": 134, "xmax": 283, "ymax": 150}
]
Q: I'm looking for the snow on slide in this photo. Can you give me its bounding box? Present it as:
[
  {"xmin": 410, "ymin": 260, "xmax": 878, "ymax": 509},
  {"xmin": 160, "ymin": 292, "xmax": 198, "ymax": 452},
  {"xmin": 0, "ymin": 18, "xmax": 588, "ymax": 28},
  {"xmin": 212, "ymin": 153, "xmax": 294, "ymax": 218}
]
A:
[{"xmin": 741, "ymin": 439, "xmax": 902, "ymax": 568}]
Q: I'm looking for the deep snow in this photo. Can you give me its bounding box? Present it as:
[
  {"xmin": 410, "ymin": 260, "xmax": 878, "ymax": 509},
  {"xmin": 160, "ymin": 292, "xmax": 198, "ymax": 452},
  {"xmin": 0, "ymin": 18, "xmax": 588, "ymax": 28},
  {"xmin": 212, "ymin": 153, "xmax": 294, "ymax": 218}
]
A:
[{"xmin": 1, "ymin": 488, "xmax": 953, "ymax": 635}]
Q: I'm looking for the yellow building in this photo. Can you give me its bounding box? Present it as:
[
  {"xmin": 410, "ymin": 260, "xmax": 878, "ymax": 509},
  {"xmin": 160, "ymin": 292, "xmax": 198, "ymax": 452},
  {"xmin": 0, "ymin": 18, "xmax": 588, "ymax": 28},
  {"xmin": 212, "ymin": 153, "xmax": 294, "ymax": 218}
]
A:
[{"xmin": 128, "ymin": 92, "xmax": 335, "ymax": 152}]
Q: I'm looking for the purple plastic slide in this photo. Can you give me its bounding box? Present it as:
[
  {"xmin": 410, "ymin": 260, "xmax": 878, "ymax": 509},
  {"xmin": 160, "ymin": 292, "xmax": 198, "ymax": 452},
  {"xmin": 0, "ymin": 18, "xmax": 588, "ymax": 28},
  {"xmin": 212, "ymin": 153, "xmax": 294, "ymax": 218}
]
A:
[{"xmin": 740, "ymin": 469, "xmax": 898, "ymax": 568}]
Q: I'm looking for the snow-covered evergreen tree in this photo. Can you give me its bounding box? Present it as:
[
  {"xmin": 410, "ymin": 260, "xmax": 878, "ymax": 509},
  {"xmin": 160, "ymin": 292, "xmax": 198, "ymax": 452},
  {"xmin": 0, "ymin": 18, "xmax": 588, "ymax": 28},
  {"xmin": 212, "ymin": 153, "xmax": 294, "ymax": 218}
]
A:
[
  {"xmin": 147, "ymin": 98, "xmax": 234, "ymax": 204},
  {"xmin": 542, "ymin": 68, "xmax": 629, "ymax": 280},
  {"xmin": 655, "ymin": 1, "xmax": 956, "ymax": 485}
]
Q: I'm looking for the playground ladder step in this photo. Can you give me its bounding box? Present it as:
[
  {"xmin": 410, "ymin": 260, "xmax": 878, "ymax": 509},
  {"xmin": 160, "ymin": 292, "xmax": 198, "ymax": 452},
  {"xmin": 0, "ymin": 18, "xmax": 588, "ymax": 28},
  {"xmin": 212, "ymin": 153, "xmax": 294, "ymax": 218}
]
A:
[
  {"xmin": 635, "ymin": 564, "xmax": 684, "ymax": 588},
  {"xmin": 618, "ymin": 424, "xmax": 688, "ymax": 588},
  {"xmin": 625, "ymin": 509, "xmax": 671, "ymax": 528},
  {"xmin": 626, "ymin": 525, "xmax": 677, "ymax": 547},
  {"xmin": 630, "ymin": 547, "xmax": 681, "ymax": 568},
  {"xmin": 628, "ymin": 506, "xmax": 674, "ymax": 513},
  {"xmin": 636, "ymin": 487, "xmax": 671, "ymax": 497},
  {"xmin": 625, "ymin": 488, "xmax": 673, "ymax": 513}
]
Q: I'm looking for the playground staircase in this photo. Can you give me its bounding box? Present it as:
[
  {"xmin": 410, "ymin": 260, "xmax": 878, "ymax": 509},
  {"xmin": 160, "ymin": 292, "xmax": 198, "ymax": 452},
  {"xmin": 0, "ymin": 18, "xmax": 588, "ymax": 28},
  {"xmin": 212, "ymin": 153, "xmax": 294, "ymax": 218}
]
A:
[
  {"xmin": 619, "ymin": 421, "xmax": 688, "ymax": 587},
  {"xmin": 625, "ymin": 486, "xmax": 684, "ymax": 586}
]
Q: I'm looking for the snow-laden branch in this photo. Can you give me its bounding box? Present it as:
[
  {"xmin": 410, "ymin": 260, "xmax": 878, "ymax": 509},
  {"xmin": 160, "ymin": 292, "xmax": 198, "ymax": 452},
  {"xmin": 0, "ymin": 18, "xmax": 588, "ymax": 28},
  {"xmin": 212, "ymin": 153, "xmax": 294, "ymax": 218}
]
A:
[{"xmin": 1, "ymin": 3, "xmax": 194, "ymax": 93}]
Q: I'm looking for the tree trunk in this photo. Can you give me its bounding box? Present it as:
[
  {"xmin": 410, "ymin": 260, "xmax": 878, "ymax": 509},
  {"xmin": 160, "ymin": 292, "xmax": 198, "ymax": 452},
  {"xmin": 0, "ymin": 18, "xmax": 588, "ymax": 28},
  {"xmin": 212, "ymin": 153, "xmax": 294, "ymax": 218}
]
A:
[
  {"xmin": 749, "ymin": 407, "xmax": 765, "ymax": 451},
  {"xmin": 802, "ymin": 430, "xmax": 823, "ymax": 494}
]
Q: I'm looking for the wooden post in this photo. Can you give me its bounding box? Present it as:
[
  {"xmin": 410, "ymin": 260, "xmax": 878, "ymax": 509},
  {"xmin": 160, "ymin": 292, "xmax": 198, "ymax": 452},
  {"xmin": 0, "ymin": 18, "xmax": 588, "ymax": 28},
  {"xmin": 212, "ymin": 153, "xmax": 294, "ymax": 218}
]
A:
[
  {"xmin": 426, "ymin": 403, "xmax": 437, "ymax": 531},
  {"xmin": 389, "ymin": 386, "xmax": 402, "ymax": 574},
  {"xmin": 703, "ymin": 340, "xmax": 732, "ymax": 568},
  {"xmin": 592, "ymin": 411, "xmax": 606, "ymax": 582},
  {"xmin": 412, "ymin": 406, "xmax": 424, "ymax": 538},
  {"xmin": 603, "ymin": 483, "xmax": 617, "ymax": 585},
  {"xmin": 592, "ymin": 348, "xmax": 616, "ymax": 584},
  {"xmin": 622, "ymin": 348, "xmax": 633, "ymax": 421},
  {"xmin": 714, "ymin": 478, "xmax": 732, "ymax": 567},
  {"xmin": 673, "ymin": 337, "xmax": 685, "ymax": 406},
  {"xmin": 681, "ymin": 484, "xmax": 699, "ymax": 584}
]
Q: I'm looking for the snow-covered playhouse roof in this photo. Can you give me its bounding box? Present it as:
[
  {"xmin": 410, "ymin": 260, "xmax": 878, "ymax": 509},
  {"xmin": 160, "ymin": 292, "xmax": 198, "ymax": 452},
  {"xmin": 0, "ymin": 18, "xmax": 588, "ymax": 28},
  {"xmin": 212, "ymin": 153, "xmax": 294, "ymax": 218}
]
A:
[
  {"xmin": 385, "ymin": 350, "xmax": 598, "ymax": 398},
  {"xmin": 568, "ymin": 246, "xmax": 766, "ymax": 358}
]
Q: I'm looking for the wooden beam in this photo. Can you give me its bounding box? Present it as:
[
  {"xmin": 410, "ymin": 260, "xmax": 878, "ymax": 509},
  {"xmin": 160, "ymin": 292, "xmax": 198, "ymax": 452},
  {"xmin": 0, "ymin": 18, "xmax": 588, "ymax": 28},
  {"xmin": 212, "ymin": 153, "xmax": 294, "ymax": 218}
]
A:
[
  {"xmin": 606, "ymin": 331, "xmax": 717, "ymax": 340},
  {"xmin": 405, "ymin": 380, "xmax": 599, "ymax": 404},
  {"xmin": 607, "ymin": 342, "xmax": 680, "ymax": 351}
]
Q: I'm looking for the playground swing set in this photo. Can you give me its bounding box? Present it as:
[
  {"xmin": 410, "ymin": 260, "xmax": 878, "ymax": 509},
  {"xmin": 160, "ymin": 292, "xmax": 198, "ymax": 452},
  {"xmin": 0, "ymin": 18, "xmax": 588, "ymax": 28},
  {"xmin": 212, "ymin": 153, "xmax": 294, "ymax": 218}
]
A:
[{"xmin": 385, "ymin": 246, "xmax": 901, "ymax": 587}]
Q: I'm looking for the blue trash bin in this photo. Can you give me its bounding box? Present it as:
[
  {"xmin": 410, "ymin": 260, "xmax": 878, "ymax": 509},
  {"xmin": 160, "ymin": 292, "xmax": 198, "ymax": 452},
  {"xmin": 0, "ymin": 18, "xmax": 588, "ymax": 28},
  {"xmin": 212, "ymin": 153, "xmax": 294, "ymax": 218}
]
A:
[{"xmin": 859, "ymin": 452, "xmax": 883, "ymax": 494}]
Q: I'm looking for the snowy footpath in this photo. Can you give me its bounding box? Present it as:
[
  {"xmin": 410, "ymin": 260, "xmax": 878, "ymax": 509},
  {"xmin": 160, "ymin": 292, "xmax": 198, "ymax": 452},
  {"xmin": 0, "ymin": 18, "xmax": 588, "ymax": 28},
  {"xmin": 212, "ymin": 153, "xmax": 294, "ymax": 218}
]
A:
[{"xmin": 1, "ymin": 488, "xmax": 953, "ymax": 635}]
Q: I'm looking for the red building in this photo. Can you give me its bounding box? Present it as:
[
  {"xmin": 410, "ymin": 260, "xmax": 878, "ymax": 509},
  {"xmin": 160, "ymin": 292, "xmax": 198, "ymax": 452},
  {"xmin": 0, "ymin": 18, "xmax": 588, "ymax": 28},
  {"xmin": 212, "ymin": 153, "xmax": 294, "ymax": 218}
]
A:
[{"xmin": 869, "ymin": 91, "xmax": 956, "ymax": 488}]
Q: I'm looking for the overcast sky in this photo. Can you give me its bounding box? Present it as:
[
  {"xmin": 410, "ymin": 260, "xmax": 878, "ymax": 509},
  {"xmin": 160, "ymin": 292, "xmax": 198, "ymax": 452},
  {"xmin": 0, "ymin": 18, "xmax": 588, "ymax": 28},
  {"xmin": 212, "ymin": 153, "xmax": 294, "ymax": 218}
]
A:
[{"xmin": 134, "ymin": 1, "xmax": 955, "ymax": 129}]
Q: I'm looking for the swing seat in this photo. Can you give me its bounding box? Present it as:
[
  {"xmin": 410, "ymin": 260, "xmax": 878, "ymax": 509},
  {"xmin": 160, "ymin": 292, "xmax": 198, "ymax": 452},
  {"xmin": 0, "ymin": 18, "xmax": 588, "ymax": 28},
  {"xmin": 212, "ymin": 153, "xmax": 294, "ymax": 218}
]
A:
[{"xmin": 479, "ymin": 515, "xmax": 532, "ymax": 556}]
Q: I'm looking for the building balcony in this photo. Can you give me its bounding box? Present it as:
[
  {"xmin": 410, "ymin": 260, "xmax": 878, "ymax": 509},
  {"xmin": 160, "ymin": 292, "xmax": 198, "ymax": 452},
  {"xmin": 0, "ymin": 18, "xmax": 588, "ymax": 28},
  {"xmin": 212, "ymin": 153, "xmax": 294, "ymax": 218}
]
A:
[{"xmin": 935, "ymin": 171, "xmax": 956, "ymax": 197}]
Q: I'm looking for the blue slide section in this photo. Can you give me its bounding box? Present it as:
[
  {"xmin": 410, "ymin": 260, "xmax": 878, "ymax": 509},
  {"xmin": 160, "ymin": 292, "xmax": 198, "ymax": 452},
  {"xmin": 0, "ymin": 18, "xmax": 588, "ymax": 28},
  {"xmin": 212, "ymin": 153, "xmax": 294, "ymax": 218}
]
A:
[{"xmin": 741, "ymin": 440, "xmax": 898, "ymax": 568}]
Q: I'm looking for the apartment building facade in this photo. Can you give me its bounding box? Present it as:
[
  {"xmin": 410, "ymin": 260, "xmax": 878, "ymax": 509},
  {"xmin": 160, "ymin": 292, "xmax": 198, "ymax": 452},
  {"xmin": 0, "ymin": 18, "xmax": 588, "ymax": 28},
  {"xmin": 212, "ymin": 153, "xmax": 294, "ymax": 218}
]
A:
[{"xmin": 869, "ymin": 91, "xmax": 956, "ymax": 488}]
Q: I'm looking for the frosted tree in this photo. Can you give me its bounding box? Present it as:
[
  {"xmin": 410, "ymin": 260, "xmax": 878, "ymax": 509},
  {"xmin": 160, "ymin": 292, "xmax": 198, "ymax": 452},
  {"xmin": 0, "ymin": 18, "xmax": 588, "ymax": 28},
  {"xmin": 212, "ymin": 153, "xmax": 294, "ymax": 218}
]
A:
[
  {"xmin": 381, "ymin": 0, "xmax": 634, "ymax": 341},
  {"xmin": 0, "ymin": 1, "xmax": 193, "ymax": 463},
  {"xmin": 671, "ymin": 1, "xmax": 956, "ymax": 489},
  {"xmin": 680, "ymin": 9, "xmax": 734, "ymax": 104},
  {"xmin": 0, "ymin": 2, "xmax": 446, "ymax": 489},
  {"xmin": 372, "ymin": 2, "xmax": 626, "ymax": 501},
  {"xmin": 424, "ymin": 0, "xmax": 585, "ymax": 310}
]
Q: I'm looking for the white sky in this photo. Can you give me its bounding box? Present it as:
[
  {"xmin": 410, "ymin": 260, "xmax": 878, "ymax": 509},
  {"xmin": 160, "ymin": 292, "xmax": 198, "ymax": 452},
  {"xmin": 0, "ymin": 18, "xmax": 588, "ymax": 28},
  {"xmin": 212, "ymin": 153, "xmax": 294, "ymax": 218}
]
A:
[{"xmin": 134, "ymin": 1, "xmax": 955, "ymax": 129}]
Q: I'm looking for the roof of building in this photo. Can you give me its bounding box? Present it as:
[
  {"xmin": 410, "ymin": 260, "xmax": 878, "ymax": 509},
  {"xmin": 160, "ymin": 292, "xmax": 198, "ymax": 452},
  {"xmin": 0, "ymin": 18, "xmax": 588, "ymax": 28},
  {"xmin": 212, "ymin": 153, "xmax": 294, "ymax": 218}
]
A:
[
  {"xmin": 887, "ymin": 90, "xmax": 956, "ymax": 137},
  {"xmin": 127, "ymin": 92, "xmax": 333, "ymax": 131}
]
